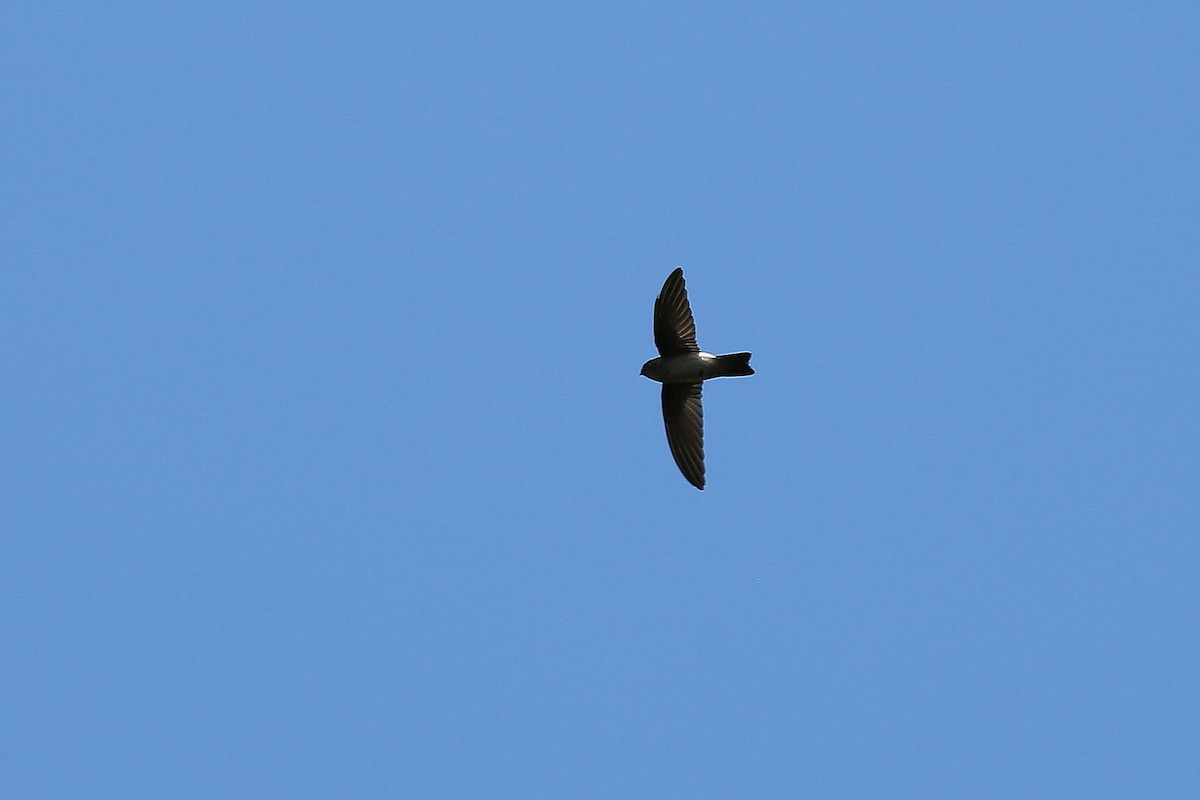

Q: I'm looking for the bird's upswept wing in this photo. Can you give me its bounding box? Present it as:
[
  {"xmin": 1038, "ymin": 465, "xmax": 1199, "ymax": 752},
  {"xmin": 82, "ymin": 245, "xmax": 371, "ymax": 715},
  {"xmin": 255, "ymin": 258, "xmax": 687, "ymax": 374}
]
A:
[{"xmin": 654, "ymin": 267, "xmax": 700, "ymax": 356}]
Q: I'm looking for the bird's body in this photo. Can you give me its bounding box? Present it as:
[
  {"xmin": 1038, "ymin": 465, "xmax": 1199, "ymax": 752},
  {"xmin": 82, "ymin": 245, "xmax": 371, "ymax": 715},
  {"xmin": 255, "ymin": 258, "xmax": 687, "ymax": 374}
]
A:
[
  {"xmin": 640, "ymin": 352, "xmax": 754, "ymax": 384},
  {"xmin": 640, "ymin": 268, "xmax": 753, "ymax": 490}
]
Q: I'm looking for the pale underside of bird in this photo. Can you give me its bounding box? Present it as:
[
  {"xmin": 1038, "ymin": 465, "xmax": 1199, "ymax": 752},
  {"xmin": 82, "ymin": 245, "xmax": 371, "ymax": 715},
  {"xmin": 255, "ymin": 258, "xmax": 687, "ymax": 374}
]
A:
[{"xmin": 639, "ymin": 268, "xmax": 753, "ymax": 490}]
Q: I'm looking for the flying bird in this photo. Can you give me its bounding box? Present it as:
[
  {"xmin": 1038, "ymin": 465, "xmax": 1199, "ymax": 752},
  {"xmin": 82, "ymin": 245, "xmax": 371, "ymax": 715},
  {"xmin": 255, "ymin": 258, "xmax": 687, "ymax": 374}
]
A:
[{"xmin": 640, "ymin": 268, "xmax": 753, "ymax": 489}]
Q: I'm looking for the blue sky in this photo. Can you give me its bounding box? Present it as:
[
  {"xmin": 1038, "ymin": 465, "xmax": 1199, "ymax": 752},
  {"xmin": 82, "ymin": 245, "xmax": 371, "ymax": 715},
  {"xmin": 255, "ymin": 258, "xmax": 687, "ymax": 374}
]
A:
[{"xmin": 3, "ymin": 2, "xmax": 1198, "ymax": 797}]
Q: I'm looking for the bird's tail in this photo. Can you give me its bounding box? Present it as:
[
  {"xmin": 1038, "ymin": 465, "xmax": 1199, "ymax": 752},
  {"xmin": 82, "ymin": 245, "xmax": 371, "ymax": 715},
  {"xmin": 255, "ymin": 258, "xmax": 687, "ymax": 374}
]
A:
[{"xmin": 715, "ymin": 352, "xmax": 754, "ymax": 377}]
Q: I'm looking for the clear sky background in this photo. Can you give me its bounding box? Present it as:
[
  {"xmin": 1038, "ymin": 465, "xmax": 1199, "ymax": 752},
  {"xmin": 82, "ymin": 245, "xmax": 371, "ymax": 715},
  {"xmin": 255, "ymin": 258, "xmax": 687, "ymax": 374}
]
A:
[{"xmin": 3, "ymin": 3, "xmax": 1197, "ymax": 798}]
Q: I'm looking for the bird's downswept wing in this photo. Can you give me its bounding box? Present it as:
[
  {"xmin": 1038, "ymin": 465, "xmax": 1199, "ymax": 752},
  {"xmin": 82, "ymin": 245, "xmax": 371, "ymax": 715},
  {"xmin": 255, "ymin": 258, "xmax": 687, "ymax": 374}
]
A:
[
  {"xmin": 654, "ymin": 267, "xmax": 700, "ymax": 356},
  {"xmin": 661, "ymin": 382, "xmax": 704, "ymax": 489}
]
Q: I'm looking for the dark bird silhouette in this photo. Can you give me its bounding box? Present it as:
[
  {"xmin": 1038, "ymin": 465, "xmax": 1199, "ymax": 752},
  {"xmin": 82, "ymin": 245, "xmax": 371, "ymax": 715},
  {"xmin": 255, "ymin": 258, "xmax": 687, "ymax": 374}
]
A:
[{"xmin": 640, "ymin": 268, "xmax": 753, "ymax": 489}]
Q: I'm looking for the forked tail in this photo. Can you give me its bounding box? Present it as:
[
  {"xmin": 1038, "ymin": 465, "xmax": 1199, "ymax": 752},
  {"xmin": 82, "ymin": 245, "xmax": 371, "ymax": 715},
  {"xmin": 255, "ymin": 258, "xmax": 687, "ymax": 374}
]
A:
[{"xmin": 716, "ymin": 352, "xmax": 754, "ymax": 377}]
